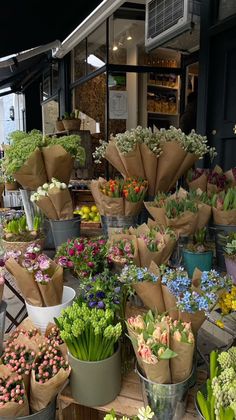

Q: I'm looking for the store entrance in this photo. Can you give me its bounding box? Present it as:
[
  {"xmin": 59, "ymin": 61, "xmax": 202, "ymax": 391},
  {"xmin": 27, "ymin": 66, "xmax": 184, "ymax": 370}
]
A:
[{"xmin": 207, "ymin": 26, "xmax": 236, "ymax": 169}]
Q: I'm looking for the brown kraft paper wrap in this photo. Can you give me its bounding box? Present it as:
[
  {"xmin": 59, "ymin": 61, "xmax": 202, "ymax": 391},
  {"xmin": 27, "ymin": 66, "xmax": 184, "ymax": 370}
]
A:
[
  {"xmin": 35, "ymin": 196, "xmax": 58, "ymax": 220},
  {"xmin": 142, "ymin": 359, "xmax": 171, "ymax": 384},
  {"xmin": 13, "ymin": 148, "xmax": 47, "ymax": 190},
  {"xmin": 161, "ymin": 285, "xmax": 178, "ymax": 320},
  {"xmin": 139, "ymin": 143, "xmax": 158, "ymax": 197},
  {"xmin": 30, "ymin": 366, "xmax": 70, "ymax": 412},
  {"xmin": 90, "ymin": 179, "xmax": 105, "ymax": 216},
  {"xmin": 48, "ymin": 187, "xmax": 73, "ymax": 220},
  {"xmin": 137, "ymin": 235, "xmax": 174, "ymax": 268},
  {"xmin": 127, "ymin": 325, "xmax": 144, "ymax": 371},
  {"xmin": 134, "ymin": 281, "xmax": 165, "ymax": 313},
  {"xmin": 171, "ymin": 153, "xmax": 199, "ymax": 188},
  {"xmin": 212, "ymin": 208, "xmax": 236, "ymax": 225},
  {"xmin": 144, "ymin": 203, "xmax": 166, "ymax": 226},
  {"xmin": 5, "ymin": 258, "xmax": 43, "ymax": 307},
  {"xmin": 105, "ymin": 141, "xmax": 128, "ymax": 178},
  {"xmin": 37, "ymin": 264, "xmax": 63, "ymax": 307},
  {"xmin": 166, "ymin": 211, "xmax": 199, "ymax": 236},
  {"xmin": 207, "ymin": 183, "xmax": 220, "ymax": 195},
  {"xmin": 155, "ymin": 141, "xmax": 187, "ymax": 193},
  {"xmin": 119, "ymin": 144, "xmax": 145, "ymax": 179},
  {"xmin": 124, "ymin": 199, "xmax": 144, "ymax": 216},
  {"xmin": 178, "ymin": 311, "xmax": 205, "ymax": 336},
  {"xmin": 196, "ymin": 203, "xmax": 212, "ymax": 229},
  {"xmin": 188, "ymin": 173, "xmax": 208, "ymax": 192},
  {"xmin": 0, "ymin": 366, "xmax": 30, "ymax": 417},
  {"xmin": 170, "ymin": 337, "xmax": 194, "ymax": 383},
  {"xmin": 42, "ymin": 145, "xmax": 74, "ymax": 185},
  {"xmin": 225, "ymin": 169, "xmax": 236, "ymax": 186},
  {"xmin": 101, "ymin": 194, "xmax": 124, "ymax": 216}
]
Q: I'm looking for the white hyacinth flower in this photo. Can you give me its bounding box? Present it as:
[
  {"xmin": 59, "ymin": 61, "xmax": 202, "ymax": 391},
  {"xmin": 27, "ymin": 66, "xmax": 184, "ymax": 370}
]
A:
[
  {"xmin": 137, "ymin": 406, "xmax": 154, "ymax": 420},
  {"xmin": 61, "ymin": 183, "xmax": 67, "ymax": 189}
]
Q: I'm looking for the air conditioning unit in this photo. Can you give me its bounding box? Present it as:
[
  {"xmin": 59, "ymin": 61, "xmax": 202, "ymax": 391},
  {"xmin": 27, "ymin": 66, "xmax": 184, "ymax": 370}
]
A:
[{"xmin": 145, "ymin": 0, "xmax": 201, "ymax": 53}]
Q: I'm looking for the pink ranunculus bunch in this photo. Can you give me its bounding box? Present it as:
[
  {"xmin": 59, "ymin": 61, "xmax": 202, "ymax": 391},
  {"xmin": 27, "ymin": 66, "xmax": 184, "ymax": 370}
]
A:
[
  {"xmin": 55, "ymin": 237, "xmax": 108, "ymax": 277},
  {"xmin": 32, "ymin": 347, "xmax": 69, "ymax": 384},
  {"xmin": 2, "ymin": 344, "xmax": 36, "ymax": 375}
]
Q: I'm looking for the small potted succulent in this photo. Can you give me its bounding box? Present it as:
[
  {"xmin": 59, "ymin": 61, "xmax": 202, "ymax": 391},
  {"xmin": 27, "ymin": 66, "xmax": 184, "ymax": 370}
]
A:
[
  {"xmin": 62, "ymin": 109, "xmax": 81, "ymax": 131},
  {"xmin": 223, "ymin": 232, "xmax": 236, "ymax": 283},
  {"xmin": 182, "ymin": 228, "xmax": 213, "ymax": 278}
]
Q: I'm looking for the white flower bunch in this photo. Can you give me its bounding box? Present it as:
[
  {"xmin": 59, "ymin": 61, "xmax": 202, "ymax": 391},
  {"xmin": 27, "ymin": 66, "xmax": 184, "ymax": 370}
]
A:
[
  {"xmin": 92, "ymin": 139, "xmax": 108, "ymax": 163},
  {"xmin": 30, "ymin": 178, "xmax": 67, "ymax": 202}
]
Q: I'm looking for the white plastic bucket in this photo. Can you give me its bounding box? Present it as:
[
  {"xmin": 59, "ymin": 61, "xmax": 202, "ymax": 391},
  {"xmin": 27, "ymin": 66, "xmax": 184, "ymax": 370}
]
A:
[{"xmin": 25, "ymin": 286, "xmax": 76, "ymax": 333}]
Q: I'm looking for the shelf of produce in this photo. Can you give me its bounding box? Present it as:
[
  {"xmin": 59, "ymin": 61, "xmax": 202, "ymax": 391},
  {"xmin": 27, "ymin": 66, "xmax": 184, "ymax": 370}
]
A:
[
  {"xmin": 147, "ymin": 83, "xmax": 179, "ymax": 90},
  {"xmin": 57, "ymin": 369, "xmax": 207, "ymax": 420}
]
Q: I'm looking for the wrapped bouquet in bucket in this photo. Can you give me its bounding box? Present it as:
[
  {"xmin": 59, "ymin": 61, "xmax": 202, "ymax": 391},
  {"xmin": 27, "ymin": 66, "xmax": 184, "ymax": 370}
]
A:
[
  {"xmin": 0, "ymin": 319, "xmax": 71, "ymax": 418},
  {"xmin": 31, "ymin": 178, "xmax": 80, "ymax": 248},
  {"xmin": 93, "ymin": 126, "xmax": 216, "ymax": 195},
  {"xmin": 4, "ymin": 243, "xmax": 75, "ymax": 332}
]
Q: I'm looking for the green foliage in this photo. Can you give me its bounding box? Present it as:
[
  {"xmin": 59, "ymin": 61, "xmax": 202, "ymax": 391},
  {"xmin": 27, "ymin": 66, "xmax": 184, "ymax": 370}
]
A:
[{"xmin": 48, "ymin": 135, "xmax": 85, "ymax": 165}]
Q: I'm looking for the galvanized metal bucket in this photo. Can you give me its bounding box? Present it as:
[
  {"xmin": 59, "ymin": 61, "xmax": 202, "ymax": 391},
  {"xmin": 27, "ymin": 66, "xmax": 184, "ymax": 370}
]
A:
[
  {"xmin": 101, "ymin": 215, "xmax": 138, "ymax": 238},
  {"xmin": 0, "ymin": 301, "xmax": 7, "ymax": 357},
  {"xmin": 0, "ymin": 398, "xmax": 56, "ymax": 420},
  {"xmin": 136, "ymin": 365, "xmax": 194, "ymax": 420}
]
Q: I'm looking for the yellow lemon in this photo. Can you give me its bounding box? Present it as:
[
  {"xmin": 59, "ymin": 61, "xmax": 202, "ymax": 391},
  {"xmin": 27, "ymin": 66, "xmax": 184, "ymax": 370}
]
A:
[
  {"xmin": 94, "ymin": 215, "xmax": 100, "ymax": 222},
  {"xmin": 82, "ymin": 213, "xmax": 90, "ymax": 221},
  {"xmin": 89, "ymin": 212, "xmax": 96, "ymax": 220},
  {"xmin": 81, "ymin": 205, "xmax": 90, "ymax": 214},
  {"xmin": 91, "ymin": 205, "xmax": 98, "ymax": 213}
]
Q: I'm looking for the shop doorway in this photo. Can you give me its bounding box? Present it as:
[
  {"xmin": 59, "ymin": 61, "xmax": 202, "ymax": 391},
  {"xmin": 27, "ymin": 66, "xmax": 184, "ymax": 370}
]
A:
[{"xmin": 207, "ymin": 27, "xmax": 236, "ymax": 169}]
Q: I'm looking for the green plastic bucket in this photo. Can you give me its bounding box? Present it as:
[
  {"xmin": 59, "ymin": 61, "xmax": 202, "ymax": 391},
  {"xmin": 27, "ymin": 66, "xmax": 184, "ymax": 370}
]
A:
[
  {"xmin": 50, "ymin": 216, "xmax": 81, "ymax": 249},
  {"xmin": 0, "ymin": 301, "xmax": 7, "ymax": 357},
  {"xmin": 68, "ymin": 345, "xmax": 121, "ymax": 407},
  {"xmin": 183, "ymin": 249, "xmax": 213, "ymax": 278}
]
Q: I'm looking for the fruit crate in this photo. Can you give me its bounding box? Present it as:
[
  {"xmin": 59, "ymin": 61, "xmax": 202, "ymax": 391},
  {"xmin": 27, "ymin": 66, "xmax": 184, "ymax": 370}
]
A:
[{"xmin": 81, "ymin": 222, "xmax": 101, "ymax": 229}]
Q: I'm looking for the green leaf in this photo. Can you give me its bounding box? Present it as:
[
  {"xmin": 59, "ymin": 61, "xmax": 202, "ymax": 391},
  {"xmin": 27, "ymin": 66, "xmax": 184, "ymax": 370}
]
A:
[
  {"xmin": 159, "ymin": 348, "xmax": 177, "ymax": 359},
  {"xmin": 197, "ymin": 391, "xmax": 211, "ymax": 420}
]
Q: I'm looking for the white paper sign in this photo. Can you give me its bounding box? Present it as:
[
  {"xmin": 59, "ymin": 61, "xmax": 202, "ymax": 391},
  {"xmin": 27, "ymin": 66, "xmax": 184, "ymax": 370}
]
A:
[{"xmin": 109, "ymin": 91, "xmax": 128, "ymax": 119}]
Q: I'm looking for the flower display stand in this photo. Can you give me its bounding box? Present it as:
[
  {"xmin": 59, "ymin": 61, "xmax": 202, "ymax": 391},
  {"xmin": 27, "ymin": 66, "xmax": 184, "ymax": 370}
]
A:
[{"xmin": 57, "ymin": 370, "xmax": 207, "ymax": 420}]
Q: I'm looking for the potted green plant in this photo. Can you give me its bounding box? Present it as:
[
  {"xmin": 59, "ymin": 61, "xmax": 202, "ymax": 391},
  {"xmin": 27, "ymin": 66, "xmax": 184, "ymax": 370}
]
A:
[
  {"xmin": 2, "ymin": 214, "xmax": 43, "ymax": 254},
  {"xmin": 5, "ymin": 174, "xmax": 18, "ymax": 191},
  {"xmin": 55, "ymin": 117, "xmax": 65, "ymax": 132},
  {"xmin": 222, "ymin": 232, "xmax": 236, "ymax": 284},
  {"xmin": 182, "ymin": 228, "xmax": 213, "ymax": 278},
  {"xmin": 62, "ymin": 109, "xmax": 81, "ymax": 131},
  {"xmin": 55, "ymin": 302, "xmax": 122, "ymax": 406}
]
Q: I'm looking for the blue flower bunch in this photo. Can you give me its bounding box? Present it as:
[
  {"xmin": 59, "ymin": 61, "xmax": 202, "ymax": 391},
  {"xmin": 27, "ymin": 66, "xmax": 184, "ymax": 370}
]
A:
[
  {"xmin": 161, "ymin": 266, "xmax": 191, "ymax": 297},
  {"xmin": 119, "ymin": 264, "xmax": 157, "ymax": 284},
  {"xmin": 200, "ymin": 270, "xmax": 232, "ymax": 293},
  {"xmin": 177, "ymin": 290, "xmax": 218, "ymax": 314}
]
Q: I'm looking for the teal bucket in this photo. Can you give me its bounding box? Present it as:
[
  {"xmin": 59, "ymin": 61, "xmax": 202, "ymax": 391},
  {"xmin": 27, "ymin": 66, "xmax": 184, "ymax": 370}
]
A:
[
  {"xmin": 50, "ymin": 216, "xmax": 81, "ymax": 249},
  {"xmin": 183, "ymin": 249, "xmax": 213, "ymax": 278}
]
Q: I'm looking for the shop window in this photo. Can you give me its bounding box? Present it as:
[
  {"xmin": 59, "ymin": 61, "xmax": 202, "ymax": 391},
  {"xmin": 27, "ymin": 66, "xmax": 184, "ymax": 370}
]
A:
[
  {"xmin": 52, "ymin": 62, "xmax": 59, "ymax": 94},
  {"xmin": 218, "ymin": 0, "xmax": 236, "ymax": 21},
  {"xmin": 109, "ymin": 16, "xmax": 145, "ymax": 65},
  {"xmin": 73, "ymin": 39, "xmax": 87, "ymax": 81},
  {"xmin": 87, "ymin": 22, "xmax": 106, "ymax": 74},
  {"xmin": 42, "ymin": 71, "xmax": 51, "ymax": 101}
]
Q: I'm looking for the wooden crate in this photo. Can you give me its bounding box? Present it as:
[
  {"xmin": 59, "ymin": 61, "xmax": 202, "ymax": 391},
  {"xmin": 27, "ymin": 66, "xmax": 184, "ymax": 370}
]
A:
[{"xmin": 58, "ymin": 369, "xmax": 207, "ymax": 420}]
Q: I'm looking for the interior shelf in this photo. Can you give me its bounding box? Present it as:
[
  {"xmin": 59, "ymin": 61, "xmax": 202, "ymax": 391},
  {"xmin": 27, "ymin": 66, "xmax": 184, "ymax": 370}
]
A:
[{"xmin": 147, "ymin": 83, "xmax": 179, "ymax": 90}]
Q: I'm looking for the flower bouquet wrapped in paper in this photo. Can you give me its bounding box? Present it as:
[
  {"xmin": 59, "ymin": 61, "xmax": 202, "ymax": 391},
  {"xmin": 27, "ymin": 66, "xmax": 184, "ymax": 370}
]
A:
[
  {"xmin": 212, "ymin": 187, "xmax": 236, "ymax": 225},
  {"xmin": 169, "ymin": 320, "xmax": 195, "ymax": 383},
  {"xmin": 225, "ymin": 167, "xmax": 236, "ymax": 187},
  {"xmin": 119, "ymin": 264, "xmax": 165, "ymax": 313},
  {"xmin": 207, "ymin": 166, "xmax": 228, "ymax": 195},
  {"xmin": 108, "ymin": 234, "xmax": 139, "ymax": 269},
  {"xmin": 186, "ymin": 168, "xmax": 208, "ymax": 192},
  {"xmin": 5, "ymin": 243, "xmax": 63, "ymax": 307},
  {"xmin": 0, "ymin": 366, "xmax": 29, "ymax": 417},
  {"xmin": 30, "ymin": 346, "xmax": 70, "ymax": 412},
  {"xmin": 31, "ymin": 178, "xmax": 73, "ymax": 220}
]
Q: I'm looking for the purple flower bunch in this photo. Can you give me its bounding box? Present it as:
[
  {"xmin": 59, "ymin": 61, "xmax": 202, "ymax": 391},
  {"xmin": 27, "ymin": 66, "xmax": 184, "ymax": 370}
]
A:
[{"xmin": 21, "ymin": 244, "xmax": 52, "ymax": 285}]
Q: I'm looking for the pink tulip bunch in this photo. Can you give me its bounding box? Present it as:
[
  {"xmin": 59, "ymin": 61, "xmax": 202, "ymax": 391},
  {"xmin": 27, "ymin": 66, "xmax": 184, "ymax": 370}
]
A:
[
  {"xmin": 2, "ymin": 344, "xmax": 36, "ymax": 375},
  {"xmin": 33, "ymin": 347, "xmax": 69, "ymax": 384},
  {"xmin": 0, "ymin": 375, "xmax": 25, "ymax": 406}
]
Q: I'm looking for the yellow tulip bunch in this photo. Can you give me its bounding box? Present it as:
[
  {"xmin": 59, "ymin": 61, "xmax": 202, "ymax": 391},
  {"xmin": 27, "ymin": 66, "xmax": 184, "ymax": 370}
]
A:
[{"xmin": 218, "ymin": 286, "xmax": 236, "ymax": 315}]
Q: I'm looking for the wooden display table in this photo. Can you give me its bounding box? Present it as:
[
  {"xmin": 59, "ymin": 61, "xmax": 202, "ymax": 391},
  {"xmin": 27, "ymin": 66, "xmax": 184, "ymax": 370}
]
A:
[{"xmin": 57, "ymin": 370, "xmax": 207, "ymax": 420}]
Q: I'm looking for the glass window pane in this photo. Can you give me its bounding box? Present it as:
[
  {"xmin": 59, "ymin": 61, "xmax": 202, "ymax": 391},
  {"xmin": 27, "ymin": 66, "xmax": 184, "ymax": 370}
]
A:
[
  {"xmin": 109, "ymin": 16, "xmax": 145, "ymax": 65},
  {"xmin": 73, "ymin": 39, "xmax": 87, "ymax": 81},
  {"xmin": 52, "ymin": 62, "xmax": 59, "ymax": 94},
  {"xmin": 218, "ymin": 0, "xmax": 236, "ymax": 20},
  {"xmin": 87, "ymin": 22, "xmax": 106, "ymax": 74},
  {"xmin": 42, "ymin": 71, "xmax": 50, "ymax": 101}
]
